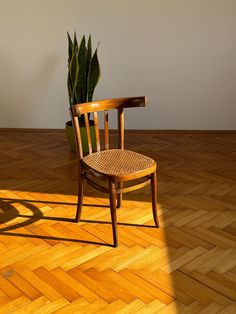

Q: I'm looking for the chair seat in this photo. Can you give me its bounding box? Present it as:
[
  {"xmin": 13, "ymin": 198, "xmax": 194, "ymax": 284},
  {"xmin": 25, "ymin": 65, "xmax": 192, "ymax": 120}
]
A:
[{"xmin": 82, "ymin": 149, "xmax": 156, "ymax": 178}]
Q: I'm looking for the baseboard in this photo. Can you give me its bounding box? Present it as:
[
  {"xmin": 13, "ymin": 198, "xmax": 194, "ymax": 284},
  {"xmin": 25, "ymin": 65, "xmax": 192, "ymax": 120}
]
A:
[
  {"xmin": 0, "ymin": 128, "xmax": 64, "ymax": 132},
  {"xmin": 123, "ymin": 129, "xmax": 236, "ymax": 134},
  {"xmin": 0, "ymin": 128, "xmax": 235, "ymax": 134}
]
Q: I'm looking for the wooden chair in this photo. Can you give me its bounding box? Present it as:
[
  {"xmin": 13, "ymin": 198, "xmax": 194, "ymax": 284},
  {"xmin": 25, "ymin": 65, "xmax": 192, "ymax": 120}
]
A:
[{"xmin": 71, "ymin": 96, "xmax": 159, "ymax": 247}]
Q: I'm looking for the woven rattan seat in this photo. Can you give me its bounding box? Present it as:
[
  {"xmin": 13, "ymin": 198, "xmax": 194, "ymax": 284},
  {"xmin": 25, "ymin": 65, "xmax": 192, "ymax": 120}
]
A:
[
  {"xmin": 71, "ymin": 97, "xmax": 159, "ymax": 247},
  {"xmin": 82, "ymin": 149, "xmax": 155, "ymax": 177}
]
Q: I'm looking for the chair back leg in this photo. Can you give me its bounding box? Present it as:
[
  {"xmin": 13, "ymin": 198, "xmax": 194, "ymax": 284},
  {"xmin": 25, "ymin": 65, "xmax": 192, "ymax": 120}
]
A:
[
  {"xmin": 151, "ymin": 171, "xmax": 159, "ymax": 227},
  {"xmin": 109, "ymin": 181, "xmax": 118, "ymax": 247},
  {"xmin": 76, "ymin": 175, "xmax": 84, "ymax": 222},
  {"xmin": 117, "ymin": 182, "xmax": 123, "ymax": 208}
]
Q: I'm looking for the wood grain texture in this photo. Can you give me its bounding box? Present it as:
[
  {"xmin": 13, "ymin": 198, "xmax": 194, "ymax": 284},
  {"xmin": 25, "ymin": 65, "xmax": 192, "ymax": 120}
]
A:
[
  {"xmin": 84, "ymin": 113, "xmax": 92, "ymax": 155},
  {"xmin": 71, "ymin": 96, "xmax": 147, "ymax": 115},
  {"xmin": 104, "ymin": 110, "xmax": 109, "ymax": 150},
  {"xmin": 93, "ymin": 112, "xmax": 101, "ymax": 152},
  {"xmin": 0, "ymin": 130, "xmax": 235, "ymax": 312}
]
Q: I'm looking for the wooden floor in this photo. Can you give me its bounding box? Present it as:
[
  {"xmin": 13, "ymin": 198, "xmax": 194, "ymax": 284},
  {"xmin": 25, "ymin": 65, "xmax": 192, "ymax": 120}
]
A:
[{"xmin": 0, "ymin": 130, "xmax": 235, "ymax": 313}]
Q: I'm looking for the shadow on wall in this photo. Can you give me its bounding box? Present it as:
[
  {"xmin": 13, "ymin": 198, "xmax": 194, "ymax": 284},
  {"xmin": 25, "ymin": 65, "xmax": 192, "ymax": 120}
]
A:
[{"xmin": 0, "ymin": 51, "xmax": 61, "ymax": 128}]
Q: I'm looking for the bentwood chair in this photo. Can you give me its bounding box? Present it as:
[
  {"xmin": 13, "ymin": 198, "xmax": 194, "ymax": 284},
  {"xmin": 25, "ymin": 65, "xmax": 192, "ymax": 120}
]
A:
[{"xmin": 71, "ymin": 97, "xmax": 159, "ymax": 247}]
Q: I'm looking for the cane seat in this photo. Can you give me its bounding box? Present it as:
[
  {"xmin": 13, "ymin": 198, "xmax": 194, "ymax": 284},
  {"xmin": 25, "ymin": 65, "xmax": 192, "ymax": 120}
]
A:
[{"xmin": 82, "ymin": 149, "xmax": 155, "ymax": 178}]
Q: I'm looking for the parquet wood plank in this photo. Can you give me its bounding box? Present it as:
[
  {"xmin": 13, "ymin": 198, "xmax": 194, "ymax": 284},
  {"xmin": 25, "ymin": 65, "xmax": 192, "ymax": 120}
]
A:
[
  {"xmin": 61, "ymin": 246, "xmax": 111, "ymax": 271},
  {"xmin": 160, "ymin": 247, "xmax": 207, "ymax": 273},
  {"xmin": 119, "ymin": 269, "xmax": 175, "ymax": 305},
  {"xmin": 189, "ymin": 271, "xmax": 236, "ymax": 301},
  {"xmin": 84, "ymin": 268, "xmax": 135, "ymax": 303},
  {"xmin": 33, "ymin": 267, "xmax": 80, "ymax": 302},
  {"xmin": 77, "ymin": 298, "xmax": 109, "ymax": 313},
  {"xmin": 78, "ymin": 246, "xmax": 128, "ymax": 271},
  {"xmin": 172, "ymin": 270, "xmax": 232, "ymax": 306},
  {"xmin": 68, "ymin": 268, "xmax": 119, "ymax": 303},
  {"xmin": 14, "ymin": 296, "xmax": 50, "ymax": 313},
  {"xmin": 25, "ymin": 243, "xmax": 67, "ymax": 270},
  {"xmin": 155, "ymin": 300, "xmax": 186, "ymax": 314},
  {"xmin": 32, "ymin": 297, "xmax": 70, "ymax": 314},
  {"xmin": 0, "ymin": 292, "xmax": 10, "ymax": 307},
  {"xmin": 137, "ymin": 269, "xmax": 194, "ymax": 305},
  {"xmin": 116, "ymin": 299, "xmax": 146, "ymax": 313},
  {"xmin": 180, "ymin": 247, "xmax": 222, "ymax": 273},
  {"xmin": 100, "ymin": 268, "xmax": 155, "ymax": 304},
  {"xmin": 54, "ymin": 298, "xmax": 90, "ymax": 313},
  {"xmin": 181, "ymin": 301, "xmax": 204, "ymax": 314},
  {"xmin": 219, "ymin": 303, "xmax": 236, "ymax": 314},
  {"xmin": 50, "ymin": 267, "xmax": 99, "ymax": 303},
  {"xmin": 11, "ymin": 264, "xmax": 63, "ymax": 301},
  {"xmin": 197, "ymin": 302, "xmax": 224, "ymax": 314},
  {"xmin": 0, "ymin": 273, "xmax": 22, "ymax": 299},
  {"xmin": 0, "ymin": 296, "xmax": 30, "ymax": 313},
  {"xmin": 196, "ymin": 248, "xmax": 235, "ymax": 275},
  {"xmin": 1, "ymin": 266, "xmax": 41, "ymax": 301},
  {"xmin": 147, "ymin": 247, "xmax": 188, "ymax": 272},
  {"xmin": 94, "ymin": 299, "xmax": 127, "ymax": 313}
]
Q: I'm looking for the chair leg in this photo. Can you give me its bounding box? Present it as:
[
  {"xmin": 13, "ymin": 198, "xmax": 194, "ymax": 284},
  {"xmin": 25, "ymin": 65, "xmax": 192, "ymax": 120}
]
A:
[
  {"xmin": 109, "ymin": 181, "xmax": 118, "ymax": 247},
  {"xmin": 117, "ymin": 182, "xmax": 123, "ymax": 208},
  {"xmin": 151, "ymin": 171, "xmax": 159, "ymax": 227},
  {"xmin": 75, "ymin": 175, "xmax": 84, "ymax": 222}
]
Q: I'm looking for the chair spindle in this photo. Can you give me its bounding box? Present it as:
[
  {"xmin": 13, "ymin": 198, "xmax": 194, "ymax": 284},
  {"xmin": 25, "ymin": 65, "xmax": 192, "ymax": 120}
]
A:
[
  {"xmin": 104, "ymin": 110, "xmax": 109, "ymax": 150},
  {"xmin": 118, "ymin": 108, "xmax": 124, "ymax": 149},
  {"xmin": 84, "ymin": 113, "xmax": 92, "ymax": 154},
  {"xmin": 93, "ymin": 112, "xmax": 100, "ymax": 152},
  {"xmin": 73, "ymin": 116, "xmax": 83, "ymax": 159}
]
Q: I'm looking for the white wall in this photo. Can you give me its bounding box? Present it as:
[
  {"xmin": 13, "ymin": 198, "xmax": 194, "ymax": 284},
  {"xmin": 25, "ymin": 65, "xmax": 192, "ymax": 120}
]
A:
[{"xmin": 0, "ymin": 0, "xmax": 235, "ymax": 129}]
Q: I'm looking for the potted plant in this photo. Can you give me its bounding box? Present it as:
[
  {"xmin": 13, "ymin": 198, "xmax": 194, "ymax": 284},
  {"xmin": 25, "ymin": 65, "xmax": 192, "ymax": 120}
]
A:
[{"xmin": 65, "ymin": 32, "xmax": 101, "ymax": 152}]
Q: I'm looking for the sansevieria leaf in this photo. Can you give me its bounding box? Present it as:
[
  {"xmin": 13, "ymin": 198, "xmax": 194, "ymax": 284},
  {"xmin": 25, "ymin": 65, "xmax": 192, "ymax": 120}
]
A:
[
  {"xmin": 76, "ymin": 36, "xmax": 87, "ymax": 103},
  {"xmin": 73, "ymin": 32, "xmax": 78, "ymax": 55},
  {"xmin": 67, "ymin": 74, "xmax": 73, "ymax": 106},
  {"xmin": 87, "ymin": 48, "xmax": 100, "ymax": 102},
  {"xmin": 85, "ymin": 35, "xmax": 92, "ymax": 101},
  {"xmin": 67, "ymin": 32, "xmax": 73, "ymax": 65},
  {"xmin": 69, "ymin": 49, "xmax": 79, "ymax": 104}
]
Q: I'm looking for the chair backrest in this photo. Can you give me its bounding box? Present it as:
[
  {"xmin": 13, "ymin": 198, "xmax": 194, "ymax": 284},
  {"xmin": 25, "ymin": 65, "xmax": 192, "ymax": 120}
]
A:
[{"xmin": 70, "ymin": 96, "xmax": 147, "ymax": 159}]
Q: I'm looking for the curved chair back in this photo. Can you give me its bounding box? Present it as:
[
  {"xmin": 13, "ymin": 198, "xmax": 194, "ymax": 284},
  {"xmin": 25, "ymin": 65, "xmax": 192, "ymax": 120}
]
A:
[{"xmin": 70, "ymin": 96, "xmax": 147, "ymax": 159}]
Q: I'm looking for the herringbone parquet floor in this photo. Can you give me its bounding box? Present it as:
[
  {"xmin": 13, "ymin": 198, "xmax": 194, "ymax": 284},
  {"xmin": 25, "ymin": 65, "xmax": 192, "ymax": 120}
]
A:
[{"xmin": 0, "ymin": 130, "xmax": 235, "ymax": 313}]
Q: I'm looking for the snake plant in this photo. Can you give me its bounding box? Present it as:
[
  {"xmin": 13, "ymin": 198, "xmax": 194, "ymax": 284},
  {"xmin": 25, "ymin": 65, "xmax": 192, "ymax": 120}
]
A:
[{"xmin": 67, "ymin": 32, "xmax": 100, "ymax": 125}]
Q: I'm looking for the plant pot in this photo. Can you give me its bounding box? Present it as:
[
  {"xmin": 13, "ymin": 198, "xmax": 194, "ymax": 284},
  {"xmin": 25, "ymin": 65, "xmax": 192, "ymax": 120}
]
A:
[{"xmin": 65, "ymin": 120, "xmax": 96, "ymax": 154}]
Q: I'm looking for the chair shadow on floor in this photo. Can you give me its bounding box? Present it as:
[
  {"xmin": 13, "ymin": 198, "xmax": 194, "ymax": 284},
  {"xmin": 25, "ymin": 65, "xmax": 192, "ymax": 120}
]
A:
[{"xmin": 0, "ymin": 198, "xmax": 156, "ymax": 247}]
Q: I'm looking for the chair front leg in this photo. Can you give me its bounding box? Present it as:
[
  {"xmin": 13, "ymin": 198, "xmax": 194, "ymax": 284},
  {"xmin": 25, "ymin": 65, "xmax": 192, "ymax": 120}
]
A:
[
  {"xmin": 109, "ymin": 181, "xmax": 118, "ymax": 247},
  {"xmin": 151, "ymin": 171, "xmax": 159, "ymax": 227},
  {"xmin": 75, "ymin": 173, "xmax": 84, "ymax": 222},
  {"xmin": 117, "ymin": 182, "xmax": 123, "ymax": 208}
]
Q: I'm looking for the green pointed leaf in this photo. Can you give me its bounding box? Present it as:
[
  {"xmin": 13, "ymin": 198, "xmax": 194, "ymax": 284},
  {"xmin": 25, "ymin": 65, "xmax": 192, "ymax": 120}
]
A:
[
  {"xmin": 87, "ymin": 48, "xmax": 100, "ymax": 102},
  {"xmin": 67, "ymin": 75, "xmax": 73, "ymax": 106},
  {"xmin": 73, "ymin": 31, "xmax": 78, "ymax": 53},
  {"xmin": 86, "ymin": 35, "xmax": 92, "ymax": 74},
  {"xmin": 69, "ymin": 49, "xmax": 79, "ymax": 105},
  {"xmin": 85, "ymin": 35, "xmax": 92, "ymax": 101},
  {"xmin": 76, "ymin": 35, "xmax": 87, "ymax": 103},
  {"xmin": 67, "ymin": 32, "xmax": 73, "ymax": 65}
]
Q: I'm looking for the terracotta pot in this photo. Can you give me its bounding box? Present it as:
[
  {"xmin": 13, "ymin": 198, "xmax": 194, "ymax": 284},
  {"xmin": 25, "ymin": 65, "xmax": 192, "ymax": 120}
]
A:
[{"xmin": 65, "ymin": 120, "xmax": 96, "ymax": 154}]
